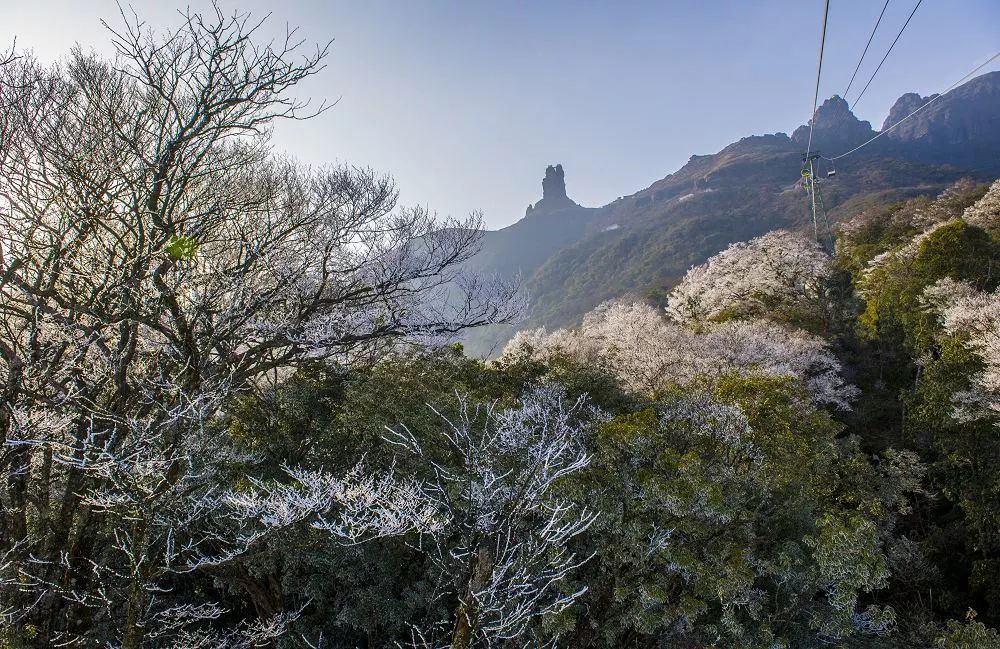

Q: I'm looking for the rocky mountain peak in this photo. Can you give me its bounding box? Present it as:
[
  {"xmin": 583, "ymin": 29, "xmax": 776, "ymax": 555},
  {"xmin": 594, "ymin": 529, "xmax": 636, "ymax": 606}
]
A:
[
  {"xmin": 526, "ymin": 164, "xmax": 578, "ymax": 215},
  {"xmin": 882, "ymin": 71, "xmax": 999, "ymax": 151},
  {"xmin": 791, "ymin": 95, "xmax": 875, "ymax": 152},
  {"xmin": 543, "ymin": 164, "xmax": 567, "ymax": 201},
  {"xmin": 883, "ymin": 92, "xmax": 936, "ymax": 130}
]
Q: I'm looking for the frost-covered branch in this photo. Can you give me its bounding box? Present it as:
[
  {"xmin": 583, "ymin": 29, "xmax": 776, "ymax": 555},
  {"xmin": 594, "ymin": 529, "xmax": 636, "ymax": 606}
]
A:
[
  {"xmin": 384, "ymin": 384, "xmax": 604, "ymax": 648},
  {"xmin": 503, "ymin": 302, "xmax": 857, "ymax": 409},
  {"xmin": 665, "ymin": 230, "xmax": 834, "ymax": 325},
  {"xmin": 0, "ymin": 3, "xmax": 519, "ymax": 645},
  {"xmin": 224, "ymin": 463, "xmax": 446, "ymax": 545}
]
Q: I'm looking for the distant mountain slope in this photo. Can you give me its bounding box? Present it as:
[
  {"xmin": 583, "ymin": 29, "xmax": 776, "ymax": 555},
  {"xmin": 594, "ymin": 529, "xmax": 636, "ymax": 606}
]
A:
[
  {"xmin": 463, "ymin": 72, "xmax": 1000, "ymax": 356},
  {"xmin": 470, "ymin": 165, "xmax": 602, "ymax": 280}
]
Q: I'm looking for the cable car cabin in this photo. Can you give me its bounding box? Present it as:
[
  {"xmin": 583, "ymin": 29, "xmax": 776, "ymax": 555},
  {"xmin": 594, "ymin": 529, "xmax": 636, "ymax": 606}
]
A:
[{"xmin": 827, "ymin": 169, "xmax": 837, "ymax": 177}]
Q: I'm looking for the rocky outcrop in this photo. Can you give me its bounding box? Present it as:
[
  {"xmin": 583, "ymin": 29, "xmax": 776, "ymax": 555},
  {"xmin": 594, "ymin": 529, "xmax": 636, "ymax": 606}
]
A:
[
  {"xmin": 883, "ymin": 71, "xmax": 1000, "ymax": 146},
  {"xmin": 791, "ymin": 95, "xmax": 876, "ymax": 152},
  {"xmin": 876, "ymin": 71, "xmax": 1000, "ymax": 174},
  {"xmin": 527, "ymin": 164, "xmax": 578, "ymax": 215},
  {"xmin": 543, "ymin": 164, "xmax": 567, "ymax": 201},
  {"xmin": 474, "ymin": 164, "xmax": 598, "ymax": 282},
  {"xmin": 883, "ymin": 92, "xmax": 935, "ymax": 130}
]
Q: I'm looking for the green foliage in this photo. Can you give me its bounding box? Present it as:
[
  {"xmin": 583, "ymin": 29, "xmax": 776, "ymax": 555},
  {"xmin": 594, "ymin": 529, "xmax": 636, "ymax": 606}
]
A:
[
  {"xmin": 212, "ymin": 346, "xmax": 931, "ymax": 646},
  {"xmin": 835, "ymin": 183, "xmax": 1000, "ymax": 637},
  {"xmin": 936, "ymin": 612, "xmax": 1000, "ymax": 649},
  {"xmin": 165, "ymin": 181, "xmax": 1000, "ymax": 647},
  {"xmin": 164, "ymin": 234, "xmax": 200, "ymax": 260},
  {"xmin": 858, "ymin": 220, "xmax": 1000, "ymax": 352},
  {"xmin": 804, "ymin": 513, "xmax": 892, "ymax": 638},
  {"xmin": 918, "ymin": 221, "xmax": 996, "ymax": 284},
  {"xmin": 836, "ymin": 200, "xmax": 923, "ymax": 275},
  {"xmin": 713, "ymin": 374, "xmax": 839, "ymax": 485},
  {"xmin": 547, "ymin": 377, "xmax": 908, "ymax": 648},
  {"xmin": 901, "ymin": 330, "xmax": 1000, "ymax": 620}
]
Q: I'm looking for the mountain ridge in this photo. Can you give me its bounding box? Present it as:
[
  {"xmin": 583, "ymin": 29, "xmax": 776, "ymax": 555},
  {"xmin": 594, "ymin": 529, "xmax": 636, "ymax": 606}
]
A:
[{"xmin": 463, "ymin": 71, "xmax": 1000, "ymax": 356}]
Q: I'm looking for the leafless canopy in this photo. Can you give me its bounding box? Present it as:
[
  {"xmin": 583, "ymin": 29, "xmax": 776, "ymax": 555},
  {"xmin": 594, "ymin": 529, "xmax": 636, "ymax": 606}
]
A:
[{"xmin": 0, "ymin": 4, "xmax": 519, "ymax": 646}]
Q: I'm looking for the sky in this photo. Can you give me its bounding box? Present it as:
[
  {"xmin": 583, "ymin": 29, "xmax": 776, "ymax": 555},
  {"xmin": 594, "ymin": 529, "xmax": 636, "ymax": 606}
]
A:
[{"xmin": 3, "ymin": 1, "xmax": 999, "ymax": 229}]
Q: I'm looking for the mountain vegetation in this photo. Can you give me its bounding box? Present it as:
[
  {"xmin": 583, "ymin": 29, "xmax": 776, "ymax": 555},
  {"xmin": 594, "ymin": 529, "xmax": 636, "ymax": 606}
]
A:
[
  {"xmin": 2, "ymin": 5, "xmax": 1000, "ymax": 649},
  {"xmin": 463, "ymin": 73, "xmax": 1000, "ymax": 356}
]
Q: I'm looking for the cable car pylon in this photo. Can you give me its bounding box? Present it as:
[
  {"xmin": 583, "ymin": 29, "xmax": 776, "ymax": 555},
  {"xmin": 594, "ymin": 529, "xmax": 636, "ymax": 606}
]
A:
[{"xmin": 801, "ymin": 152, "xmax": 835, "ymax": 253}]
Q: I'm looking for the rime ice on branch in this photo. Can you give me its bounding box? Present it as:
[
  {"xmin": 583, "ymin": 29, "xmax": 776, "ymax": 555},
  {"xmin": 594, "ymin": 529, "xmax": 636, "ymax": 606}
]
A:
[
  {"xmin": 665, "ymin": 230, "xmax": 835, "ymax": 326},
  {"xmin": 384, "ymin": 384, "xmax": 604, "ymax": 648},
  {"xmin": 503, "ymin": 301, "xmax": 857, "ymax": 410},
  {"xmin": 0, "ymin": 4, "xmax": 519, "ymax": 646}
]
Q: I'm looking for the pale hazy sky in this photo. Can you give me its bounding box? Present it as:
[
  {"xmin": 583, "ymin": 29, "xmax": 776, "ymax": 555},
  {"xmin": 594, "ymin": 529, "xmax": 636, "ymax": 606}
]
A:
[{"xmin": 3, "ymin": 1, "xmax": 999, "ymax": 228}]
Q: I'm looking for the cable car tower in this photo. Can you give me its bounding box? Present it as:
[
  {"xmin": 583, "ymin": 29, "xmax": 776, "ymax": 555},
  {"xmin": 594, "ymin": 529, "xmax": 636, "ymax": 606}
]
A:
[{"xmin": 801, "ymin": 152, "xmax": 835, "ymax": 253}]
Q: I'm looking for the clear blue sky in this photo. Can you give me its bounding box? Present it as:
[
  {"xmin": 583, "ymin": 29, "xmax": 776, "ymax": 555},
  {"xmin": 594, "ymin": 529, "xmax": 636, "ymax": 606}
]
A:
[{"xmin": 4, "ymin": 1, "xmax": 999, "ymax": 228}]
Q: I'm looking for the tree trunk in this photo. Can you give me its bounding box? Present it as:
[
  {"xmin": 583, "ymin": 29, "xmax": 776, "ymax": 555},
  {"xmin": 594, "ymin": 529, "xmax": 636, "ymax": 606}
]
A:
[
  {"xmin": 121, "ymin": 518, "xmax": 151, "ymax": 649},
  {"xmin": 451, "ymin": 544, "xmax": 495, "ymax": 649}
]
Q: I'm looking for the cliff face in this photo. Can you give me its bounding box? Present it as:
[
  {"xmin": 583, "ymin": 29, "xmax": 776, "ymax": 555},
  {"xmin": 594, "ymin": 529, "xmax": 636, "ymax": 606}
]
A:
[
  {"xmin": 883, "ymin": 92, "xmax": 935, "ymax": 130},
  {"xmin": 881, "ymin": 71, "xmax": 1000, "ymax": 170}
]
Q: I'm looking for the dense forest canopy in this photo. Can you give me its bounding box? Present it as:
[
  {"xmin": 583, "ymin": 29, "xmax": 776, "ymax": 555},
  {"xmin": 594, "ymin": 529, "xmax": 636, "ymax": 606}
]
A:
[{"xmin": 1, "ymin": 5, "xmax": 1000, "ymax": 649}]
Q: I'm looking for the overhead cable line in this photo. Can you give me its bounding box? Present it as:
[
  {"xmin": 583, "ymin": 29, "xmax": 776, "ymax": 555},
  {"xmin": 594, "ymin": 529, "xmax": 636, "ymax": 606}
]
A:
[
  {"xmin": 825, "ymin": 50, "xmax": 1000, "ymax": 161},
  {"xmin": 850, "ymin": 0, "xmax": 923, "ymax": 109},
  {"xmin": 805, "ymin": 0, "xmax": 832, "ymax": 160},
  {"xmin": 803, "ymin": 0, "xmax": 833, "ymax": 251},
  {"xmin": 843, "ymin": 0, "xmax": 891, "ymax": 98}
]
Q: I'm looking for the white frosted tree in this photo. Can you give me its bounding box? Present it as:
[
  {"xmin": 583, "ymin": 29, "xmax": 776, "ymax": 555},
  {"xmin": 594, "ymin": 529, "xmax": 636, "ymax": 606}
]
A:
[
  {"xmin": 665, "ymin": 230, "xmax": 835, "ymax": 326},
  {"xmin": 0, "ymin": 6, "xmax": 519, "ymax": 646},
  {"xmin": 962, "ymin": 179, "xmax": 1000, "ymax": 231},
  {"xmin": 923, "ymin": 278, "xmax": 1000, "ymax": 421},
  {"xmin": 384, "ymin": 384, "xmax": 604, "ymax": 649},
  {"xmin": 502, "ymin": 302, "xmax": 857, "ymax": 410}
]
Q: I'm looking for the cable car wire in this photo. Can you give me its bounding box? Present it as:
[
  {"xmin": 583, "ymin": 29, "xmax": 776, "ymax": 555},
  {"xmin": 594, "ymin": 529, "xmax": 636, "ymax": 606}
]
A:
[
  {"xmin": 802, "ymin": 0, "xmax": 832, "ymax": 248},
  {"xmin": 825, "ymin": 51, "xmax": 1000, "ymax": 161},
  {"xmin": 843, "ymin": 0, "xmax": 891, "ymax": 98},
  {"xmin": 805, "ymin": 0, "xmax": 832, "ymax": 160},
  {"xmin": 850, "ymin": 0, "xmax": 923, "ymax": 109}
]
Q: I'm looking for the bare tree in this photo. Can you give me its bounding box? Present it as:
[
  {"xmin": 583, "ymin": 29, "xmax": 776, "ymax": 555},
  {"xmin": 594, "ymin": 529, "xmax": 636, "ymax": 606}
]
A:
[
  {"xmin": 385, "ymin": 384, "xmax": 602, "ymax": 649},
  {"xmin": 191, "ymin": 384, "xmax": 598, "ymax": 649},
  {"xmin": 0, "ymin": 5, "xmax": 519, "ymax": 646}
]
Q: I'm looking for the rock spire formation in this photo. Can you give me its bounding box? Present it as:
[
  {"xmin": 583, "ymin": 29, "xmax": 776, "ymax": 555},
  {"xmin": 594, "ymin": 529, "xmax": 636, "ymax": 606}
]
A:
[
  {"xmin": 543, "ymin": 164, "xmax": 567, "ymax": 201},
  {"xmin": 526, "ymin": 164, "xmax": 578, "ymax": 216}
]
